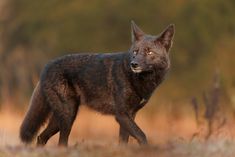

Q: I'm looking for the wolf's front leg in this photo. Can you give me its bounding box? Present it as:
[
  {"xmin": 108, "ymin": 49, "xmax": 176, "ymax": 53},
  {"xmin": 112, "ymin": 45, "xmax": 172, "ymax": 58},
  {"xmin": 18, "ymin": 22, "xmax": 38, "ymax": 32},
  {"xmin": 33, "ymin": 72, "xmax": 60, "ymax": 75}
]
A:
[
  {"xmin": 118, "ymin": 113, "xmax": 136, "ymax": 144},
  {"xmin": 115, "ymin": 112, "xmax": 147, "ymax": 145},
  {"xmin": 119, "ymin": 126, "xmax": 129, "ymax": 144}
]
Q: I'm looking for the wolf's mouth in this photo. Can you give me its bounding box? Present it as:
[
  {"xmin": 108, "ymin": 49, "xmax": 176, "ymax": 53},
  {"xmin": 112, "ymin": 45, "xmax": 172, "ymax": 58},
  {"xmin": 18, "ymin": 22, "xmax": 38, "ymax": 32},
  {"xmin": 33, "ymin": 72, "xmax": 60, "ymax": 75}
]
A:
[{"xmin": 131, "ymin": 67, "xmax": 142, "ymax": 73}]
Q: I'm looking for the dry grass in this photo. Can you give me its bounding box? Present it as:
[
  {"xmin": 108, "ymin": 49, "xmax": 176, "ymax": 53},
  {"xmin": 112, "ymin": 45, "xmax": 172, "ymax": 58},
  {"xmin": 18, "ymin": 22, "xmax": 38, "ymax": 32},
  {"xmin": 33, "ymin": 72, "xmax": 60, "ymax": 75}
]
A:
[
  {"xmin": 1, "ymin": 139, "xmax": 235, "ymax": 157},
  {"xmin": 0, "ymin": 106, "xmax": 235, "ymax": 157}
]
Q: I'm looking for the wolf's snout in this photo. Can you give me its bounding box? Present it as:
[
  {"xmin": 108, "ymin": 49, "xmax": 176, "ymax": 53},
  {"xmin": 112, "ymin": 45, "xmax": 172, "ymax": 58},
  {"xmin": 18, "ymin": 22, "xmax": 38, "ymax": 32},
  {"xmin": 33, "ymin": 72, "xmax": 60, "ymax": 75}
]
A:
[{"xmin": 131, "ymin": 61, "xmax": 139, "ymax": 69}]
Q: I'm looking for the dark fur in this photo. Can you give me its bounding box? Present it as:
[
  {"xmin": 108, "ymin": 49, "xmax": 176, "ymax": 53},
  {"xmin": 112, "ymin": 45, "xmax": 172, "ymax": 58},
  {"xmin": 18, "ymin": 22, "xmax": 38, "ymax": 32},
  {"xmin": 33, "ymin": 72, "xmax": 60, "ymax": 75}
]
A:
[{"xmin": 20, "ymin": 21, "xmax": 175, "ymax": 146}]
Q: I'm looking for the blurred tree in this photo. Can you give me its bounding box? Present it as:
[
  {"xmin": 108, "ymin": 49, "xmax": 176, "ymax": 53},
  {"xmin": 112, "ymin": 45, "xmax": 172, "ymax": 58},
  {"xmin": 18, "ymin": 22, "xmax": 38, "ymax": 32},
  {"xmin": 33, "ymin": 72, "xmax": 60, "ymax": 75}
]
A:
[{"xmin": 0, "ymin": 0, "xmax": 234, "ymax": 109}]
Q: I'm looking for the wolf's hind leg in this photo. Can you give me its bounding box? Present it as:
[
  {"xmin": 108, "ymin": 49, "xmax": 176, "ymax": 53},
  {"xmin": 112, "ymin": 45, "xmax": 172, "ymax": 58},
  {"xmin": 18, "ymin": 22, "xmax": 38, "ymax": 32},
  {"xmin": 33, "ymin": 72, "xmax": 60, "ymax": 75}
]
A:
[
  {"xmin": 54, "ymin": 98, "xmax": 79, "ymax": 146},
  {"xmin": 37, "ymin": 114, "xmax": 59, "ymax": 146},
  {"xmin": 58, "ymin": 103, "xmax": 79, "ymax": 146},
  {"xmin": 53, "ymin": 98, "xmax": 79, "ymax": 146},
  {"xmin": 44, "ymin": 85, "xmax": 80, "ymax": 146}
]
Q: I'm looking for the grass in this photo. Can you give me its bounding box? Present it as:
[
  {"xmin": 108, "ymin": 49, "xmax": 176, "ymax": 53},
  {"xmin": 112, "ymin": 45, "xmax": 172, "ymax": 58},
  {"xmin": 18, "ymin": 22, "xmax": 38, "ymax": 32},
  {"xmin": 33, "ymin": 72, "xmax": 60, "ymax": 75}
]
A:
[
  {"xmin": 0, "ymin": 105, "xmax": 235, "ymax": 157},
  {"xmin": 1, "ymin": 139, "xmax": 235, "ymax": 157}
]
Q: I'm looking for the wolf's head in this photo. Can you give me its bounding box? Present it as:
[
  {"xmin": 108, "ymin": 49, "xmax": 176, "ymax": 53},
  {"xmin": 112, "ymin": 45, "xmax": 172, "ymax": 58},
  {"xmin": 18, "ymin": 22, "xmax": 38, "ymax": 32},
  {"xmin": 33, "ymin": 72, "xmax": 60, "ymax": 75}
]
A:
[{"xmin": 129, "ymin": 21, "xmax": 175, "ymax": 73}]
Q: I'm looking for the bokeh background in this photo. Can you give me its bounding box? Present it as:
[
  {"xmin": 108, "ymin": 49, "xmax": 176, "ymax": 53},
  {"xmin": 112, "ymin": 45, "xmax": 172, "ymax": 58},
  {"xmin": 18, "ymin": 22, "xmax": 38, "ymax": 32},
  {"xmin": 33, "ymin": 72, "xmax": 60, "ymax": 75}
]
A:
[{"xmin": 0, "ymin": 0, "xmax": 235, "ymax": 147}]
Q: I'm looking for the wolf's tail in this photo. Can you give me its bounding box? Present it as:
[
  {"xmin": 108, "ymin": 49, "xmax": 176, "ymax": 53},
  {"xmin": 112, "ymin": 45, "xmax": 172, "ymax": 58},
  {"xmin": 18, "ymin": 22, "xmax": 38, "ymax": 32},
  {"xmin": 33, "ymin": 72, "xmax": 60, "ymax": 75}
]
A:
[{"xmin": 20, "ymin": 82, "xmax": 51, "ymax": 144}]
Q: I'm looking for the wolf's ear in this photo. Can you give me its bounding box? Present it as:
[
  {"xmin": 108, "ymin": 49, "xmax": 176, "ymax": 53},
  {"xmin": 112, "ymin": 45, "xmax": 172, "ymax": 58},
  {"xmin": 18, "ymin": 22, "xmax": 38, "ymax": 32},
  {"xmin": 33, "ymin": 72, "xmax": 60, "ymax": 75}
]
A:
[
  {"xmin": 131, "ymin": 20, "xmax": 145, "ymax": 43},
  {"xmin": 155, "ymin": 24, "xmax": 175, "ymax": 52}
]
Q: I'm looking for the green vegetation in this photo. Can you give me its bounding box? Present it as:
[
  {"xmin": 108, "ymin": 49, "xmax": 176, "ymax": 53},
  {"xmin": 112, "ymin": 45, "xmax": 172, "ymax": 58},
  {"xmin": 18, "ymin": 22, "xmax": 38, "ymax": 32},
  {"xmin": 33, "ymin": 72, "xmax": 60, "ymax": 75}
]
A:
[{"xmin": 0, "ymin": 0, "xmax": 235, "ymax": 108}]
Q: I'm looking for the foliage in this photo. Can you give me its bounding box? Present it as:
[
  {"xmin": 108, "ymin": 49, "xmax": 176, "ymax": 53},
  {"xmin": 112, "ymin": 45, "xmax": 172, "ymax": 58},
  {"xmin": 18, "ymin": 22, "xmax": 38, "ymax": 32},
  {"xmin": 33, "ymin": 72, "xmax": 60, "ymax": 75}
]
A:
[{"xmin": 0, "ymin": 0, "xmax": 235, "ymax": 107}]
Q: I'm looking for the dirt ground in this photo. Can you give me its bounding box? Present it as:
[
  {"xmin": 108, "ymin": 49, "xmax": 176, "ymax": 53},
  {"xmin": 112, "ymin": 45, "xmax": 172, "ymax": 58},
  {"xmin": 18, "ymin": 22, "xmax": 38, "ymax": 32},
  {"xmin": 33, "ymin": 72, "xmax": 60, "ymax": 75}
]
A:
[{"xmin": 0, "ymin": 106, "xmax": 235, "ymax": 157}]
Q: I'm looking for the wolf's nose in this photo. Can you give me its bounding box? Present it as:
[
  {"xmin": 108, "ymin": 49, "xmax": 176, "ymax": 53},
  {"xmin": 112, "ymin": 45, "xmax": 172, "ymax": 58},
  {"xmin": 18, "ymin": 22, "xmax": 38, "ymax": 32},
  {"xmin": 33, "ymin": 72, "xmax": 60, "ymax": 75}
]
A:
[{"xmin": 131, "ymin": 62, "xmax": 139, "ymax": 68}]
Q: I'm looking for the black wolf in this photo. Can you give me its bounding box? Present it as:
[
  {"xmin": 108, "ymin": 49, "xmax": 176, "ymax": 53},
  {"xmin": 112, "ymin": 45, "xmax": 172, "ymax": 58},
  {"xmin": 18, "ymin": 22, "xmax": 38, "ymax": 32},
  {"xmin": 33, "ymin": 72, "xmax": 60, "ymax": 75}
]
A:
[{"xmin": 20, "ymin": 21, "xmax": 175, "ymax": 146}]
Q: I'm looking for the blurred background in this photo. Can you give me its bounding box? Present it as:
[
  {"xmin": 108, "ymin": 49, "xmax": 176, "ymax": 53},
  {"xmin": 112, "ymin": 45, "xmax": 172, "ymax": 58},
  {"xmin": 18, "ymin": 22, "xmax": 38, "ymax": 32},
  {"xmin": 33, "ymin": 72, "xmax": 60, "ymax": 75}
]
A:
[{"xmin": 0, "ymin": 0, "xmax": 235, "ymax": 146}]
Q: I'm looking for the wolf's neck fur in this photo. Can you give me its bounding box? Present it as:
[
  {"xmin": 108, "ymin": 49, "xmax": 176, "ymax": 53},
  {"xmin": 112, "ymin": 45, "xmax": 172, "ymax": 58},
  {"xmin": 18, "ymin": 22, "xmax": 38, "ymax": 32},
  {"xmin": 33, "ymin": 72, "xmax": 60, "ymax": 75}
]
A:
[{"xmin": 123, "ymin": 52, "xmax": 168, "ymax": 100}]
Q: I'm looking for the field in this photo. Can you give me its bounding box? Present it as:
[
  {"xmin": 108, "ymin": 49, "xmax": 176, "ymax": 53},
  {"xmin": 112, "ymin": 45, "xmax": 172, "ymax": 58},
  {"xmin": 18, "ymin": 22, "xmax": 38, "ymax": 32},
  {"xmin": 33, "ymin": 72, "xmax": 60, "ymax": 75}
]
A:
[
  {"xmin": 1, "ymin": 0, "xmax": 235, "ymax": 156},
  {"xmin": 1, "ymin": 140, "xmax": 235, "ymax": 157},
  {"xmin": 0, "ymin": 106, "xmax": 235, "ymax": 157}
]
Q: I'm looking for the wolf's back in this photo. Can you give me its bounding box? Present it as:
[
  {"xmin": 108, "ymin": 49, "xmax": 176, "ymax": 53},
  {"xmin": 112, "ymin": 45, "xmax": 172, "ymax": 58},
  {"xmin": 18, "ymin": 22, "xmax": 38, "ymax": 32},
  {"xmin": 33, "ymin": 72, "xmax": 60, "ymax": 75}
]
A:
[{"xmin": 20, "ymin": 82, "xmax": 50, "ymax": 144}]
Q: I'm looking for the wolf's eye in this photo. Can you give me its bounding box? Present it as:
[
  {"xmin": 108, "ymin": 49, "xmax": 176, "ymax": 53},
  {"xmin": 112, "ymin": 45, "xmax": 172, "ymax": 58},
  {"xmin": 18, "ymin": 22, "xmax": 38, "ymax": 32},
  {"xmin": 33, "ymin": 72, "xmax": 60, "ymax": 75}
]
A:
[
  {"xmin": 146, "ymin": 51, "xmax": 153, "ymax": 55},
  {"xmin": 133, "ymin": 51, "xmax": 138, "ymax": 55}
]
